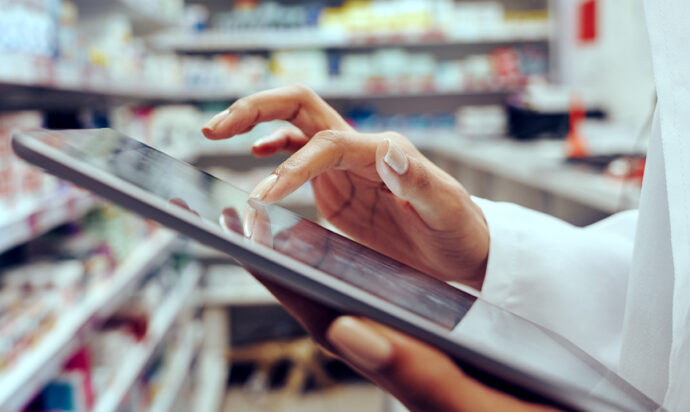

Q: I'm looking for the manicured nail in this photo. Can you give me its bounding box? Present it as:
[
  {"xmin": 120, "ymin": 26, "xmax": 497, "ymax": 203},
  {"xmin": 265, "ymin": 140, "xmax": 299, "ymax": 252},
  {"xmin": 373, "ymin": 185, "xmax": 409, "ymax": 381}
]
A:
[
  {"xmin": 202, "ymin": 109, "xmax": 229, "ymax": 133},
  {"xmin": 326, "ymin": 317, "xmax": 393, "ymax": 372},
  {"xmin": 252, "ymin": 135, "xmax": 272, "ymax": 148},
  {"xmin": 242, "ymin": 206, "xmax": 256, "ymax": 238},
  {"xmin": 250, "ymin": 174, "xmax": 278, "ymax": 201},
  {"xmin": 383, "ymin": 138, "xmax": 408, "ymax": 175}
]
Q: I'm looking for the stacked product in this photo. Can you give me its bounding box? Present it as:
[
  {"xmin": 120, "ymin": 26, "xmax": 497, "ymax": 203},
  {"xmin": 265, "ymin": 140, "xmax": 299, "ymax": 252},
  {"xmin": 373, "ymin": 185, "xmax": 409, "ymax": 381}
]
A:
[
  {"xmin": 22, "ymin": 258, "xmax": 195, "ymax": 412},
  {"xmin": 0, "ymin": 206, "xmax": 155, "ymax": 376},
  {"xmin": 207, "ymin": 0, "xmax": 548, "ymax": 40},
  {"xmin": 0, "ymin": 112, "xmax": 63, "ymax": 218},
  {"xmin": 181, "ymin": 45, "xmax": 547, "ymax": 94}
]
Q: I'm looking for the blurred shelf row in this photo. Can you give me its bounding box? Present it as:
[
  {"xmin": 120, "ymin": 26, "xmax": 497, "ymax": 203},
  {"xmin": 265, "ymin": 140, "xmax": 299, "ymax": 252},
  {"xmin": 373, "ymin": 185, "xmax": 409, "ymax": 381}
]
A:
[
  {"xmin": 150, "ymin": 27, "xmax": 550, "ymax": 53},
  {"xmin": 0, "ymin": 53, "xmax": 532, "ymax": 110}
]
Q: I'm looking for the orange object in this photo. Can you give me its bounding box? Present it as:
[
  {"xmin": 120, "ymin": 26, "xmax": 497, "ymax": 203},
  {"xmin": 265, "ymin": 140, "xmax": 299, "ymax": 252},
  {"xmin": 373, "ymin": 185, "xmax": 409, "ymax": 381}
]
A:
[{"xmin": 566, "ymin": 95, "xmax": 589, "ymax": 158}]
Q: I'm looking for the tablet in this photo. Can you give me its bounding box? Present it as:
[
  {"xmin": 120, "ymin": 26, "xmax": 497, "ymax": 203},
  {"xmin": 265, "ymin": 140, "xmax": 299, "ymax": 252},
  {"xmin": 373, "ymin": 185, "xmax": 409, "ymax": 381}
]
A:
[{"xmin": 12, "ymin": 129, "xmax": 659, "ymax": 412}]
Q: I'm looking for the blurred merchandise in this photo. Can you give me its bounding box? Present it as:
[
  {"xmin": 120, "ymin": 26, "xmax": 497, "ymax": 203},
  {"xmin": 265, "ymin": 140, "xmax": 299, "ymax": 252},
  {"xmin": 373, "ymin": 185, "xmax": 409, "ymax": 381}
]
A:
[
  {"xmin": 19, "ymin": 258, "xmax": 199, "ymax": 412},
  {"xmin": 206, "ymin": 0, "xmax": 548, "ymax": 41},
  {"xmin": 0, "ymin": 112, "xmax": 62, "ymax": 215},
  {"xmin": 0, "ymin": 208, "xmax": 154, "ymax": 375},
  {"xmin": 0, "ymin": 0, "xmax": 61, "ymax": 57},
  {"xmin": 506, "ymin": 84, "xmax": 606, "ymax": 140}
]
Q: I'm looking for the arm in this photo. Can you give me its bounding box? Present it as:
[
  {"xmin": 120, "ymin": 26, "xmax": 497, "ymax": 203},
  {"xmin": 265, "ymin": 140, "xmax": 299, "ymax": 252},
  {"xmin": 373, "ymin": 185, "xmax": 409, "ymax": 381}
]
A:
[{"xmin": 476, "ymin": 198, "xmax": 637, "ymax": 369}]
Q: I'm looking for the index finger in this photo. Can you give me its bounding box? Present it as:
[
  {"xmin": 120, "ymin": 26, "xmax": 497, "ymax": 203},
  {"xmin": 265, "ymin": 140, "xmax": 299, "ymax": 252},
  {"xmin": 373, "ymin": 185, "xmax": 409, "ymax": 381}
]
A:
[{"xmin": 201, "ymin": 84, "xmax": 352, "ymax": 140}]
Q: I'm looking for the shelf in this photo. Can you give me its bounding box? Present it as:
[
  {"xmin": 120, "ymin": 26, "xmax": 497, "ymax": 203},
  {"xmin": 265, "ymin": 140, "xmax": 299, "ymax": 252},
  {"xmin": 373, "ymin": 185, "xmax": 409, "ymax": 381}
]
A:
[
  {"xmin": 192, "ymin": 347, "xmax": 228, "ymax": 412},
  {"xmin": 93, "ymin": 262, "xmax": 201, "ymax": 412},
  {"xmin": 419, "ymin": 138, "xmax": 641, "ymax": 213},
  {"xmin": 0, "ymin": 230, "xmax": 178, "ymax": 412},
  {"xmin": 199, "ymin": 265, "xmax": 276, "ymax": 307},
  {"xmin": 187, "ymin": 83, "xmax": 520, "ymax": 102},
  {"xmin": 151, "ymin": 27, "xmax": 550, "ymax": 53},
  {"xmin": 0, "ymin": 55, "xmax": 191, "ymax": 109},
  {"xmin": 0, "ymin": 189, "xmax": 96, "ymax": 255},
  {"xmin": 147, "ymin": 322, "xmax": 202, "ymax": 412},
  {"xmin": 74, "ymin": 0, "xmax": 180, "ymax": 37},
  {"xmin": 0, "ymin": 54, "xmax": 518, "ymax": 109}
]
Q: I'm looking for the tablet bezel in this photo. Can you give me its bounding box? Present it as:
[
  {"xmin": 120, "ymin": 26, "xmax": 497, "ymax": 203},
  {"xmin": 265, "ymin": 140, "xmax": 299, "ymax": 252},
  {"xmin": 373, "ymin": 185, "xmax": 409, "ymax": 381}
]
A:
[{"xmin": 12, "ymin": 129, "xmax": 656, "ymax": 412}]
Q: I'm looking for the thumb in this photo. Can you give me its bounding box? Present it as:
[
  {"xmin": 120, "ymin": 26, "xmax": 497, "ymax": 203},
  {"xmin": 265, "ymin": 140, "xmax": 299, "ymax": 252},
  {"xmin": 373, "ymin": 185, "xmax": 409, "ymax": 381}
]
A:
[
  {"xmin": 326, "ymin": 316, "xmax": 552, "ymax": 412},
  {"xmin": 375, "ymin": 138, "xmax": 469, "ymax": 230}
]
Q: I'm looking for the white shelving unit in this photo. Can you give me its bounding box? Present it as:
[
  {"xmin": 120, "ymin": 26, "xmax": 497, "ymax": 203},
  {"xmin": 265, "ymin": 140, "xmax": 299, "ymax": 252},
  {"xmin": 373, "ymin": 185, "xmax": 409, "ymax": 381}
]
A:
[
  {"xmin": 421, "ymin": 138, "xmax": 641, "ymax": 214},
  {"xmin": 93, "ymin": 263, "xmax": 201, "ymax": 412},
  {"xmin": 0, "ymin": 55, "xmax": 521, "ymax": 107},
  {"xmin": 151, "ymin": 27, "xmax": 550, "ymax": 53},
  {"xmin": 74, "ymin": 0, "xmax": 180, "ymax": 36},
  {"xmin": 0, "ymin": 230, "xmax": 178, "ymax": 412},
  {"xmin": 198, "ymin": 265, "xmax": 275, "ymax": 307},
  {"xmin": 0, "ymin": 189, "xmax": 96, "ymax": 255},
  {"xmin": 147, "ymin": 322, "xmax": 202, "ymax": 412}
]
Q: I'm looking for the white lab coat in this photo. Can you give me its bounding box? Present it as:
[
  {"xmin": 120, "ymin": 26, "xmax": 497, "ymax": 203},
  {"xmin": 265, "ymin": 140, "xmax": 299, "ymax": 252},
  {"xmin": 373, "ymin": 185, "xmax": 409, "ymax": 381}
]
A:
[
  {"xmin": 388, "ymin": 2, "xmax": 689, "ymax": 411},
  {"xmin": 473, "ymin": 1, "xmax": 690, "ymax": 410}
]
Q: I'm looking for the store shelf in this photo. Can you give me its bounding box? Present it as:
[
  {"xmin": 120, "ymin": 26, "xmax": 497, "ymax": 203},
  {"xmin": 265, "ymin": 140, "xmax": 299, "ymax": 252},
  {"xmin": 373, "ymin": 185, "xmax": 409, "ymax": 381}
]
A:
[
  {"xmin": 0, "ymin": 189, "xmax": 96, "ymax": 255},
  {"xmin": 147, "ymin": 322, "xmax": 202, "ymax": 412},
  {"xmin": 193, "ymin": 346, "xmax": 228, "ymax": 412},
  {"xmin": 0, "ymin": 230, "xmax": 178, "ymax": 412},
  {"xmin": 74, "ymin": 0, "xmax": 180, "ymax": 36},
  {"xmin": 0, "ymin": 54, "xmax": 519, "ymax": 110},
  {"xmin": 93, "ymin": 262, "xmax": 201, "ymax": 412},
  {"xmin": 115, "ymin": 0, "xmax": 180, "ymax": 35},
  {"xmin": 188, "ymin": 83, "xmax": 520, "ymax": 102},
  {"xmin": 420, "ymin": 138, "xmax": 641, "ymax": 213},
  {"xmin": 199, "ymin": 265, "xmax": 276, "ymax": 307},
  {"xmin": 151, "ymin": 27, "xmax": 550, "ymax": 53}
]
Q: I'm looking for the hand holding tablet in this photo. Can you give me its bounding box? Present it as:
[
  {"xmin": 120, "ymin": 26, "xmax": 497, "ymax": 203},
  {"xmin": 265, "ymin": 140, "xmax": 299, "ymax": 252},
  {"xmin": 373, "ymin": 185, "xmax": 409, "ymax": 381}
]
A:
[{"xmin": 213, "ymin": 197, "xmax": 558, "ymax": 412}]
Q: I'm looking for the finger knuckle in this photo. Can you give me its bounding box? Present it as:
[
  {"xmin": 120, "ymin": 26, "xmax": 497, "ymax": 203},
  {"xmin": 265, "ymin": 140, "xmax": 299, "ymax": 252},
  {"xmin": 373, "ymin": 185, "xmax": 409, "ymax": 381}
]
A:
[
  {"xmin": 383, "ymin": 130, "xmax": 405, "ymax": 142},
  {"xmin": 412, "ymin": 167, "xmax": 431, "ymax": 191},
  {"xmin": 276, "ymin": 157, "xmax": 311, "ymax": 181},
  {"xmin": 290, "ymin": 83, "xmax": 316, "ymax": 101},
  {"xmin": 230, "ymin": 97, "xmax": 252, "ymax": 112},
  {"xmin": 313, "ymin": 129, "xmax": 342, "ymax": 144}
]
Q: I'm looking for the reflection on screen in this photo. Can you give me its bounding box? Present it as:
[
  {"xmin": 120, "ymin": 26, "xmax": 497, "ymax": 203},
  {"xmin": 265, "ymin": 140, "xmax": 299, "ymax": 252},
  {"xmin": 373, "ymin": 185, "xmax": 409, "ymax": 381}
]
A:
[{"xmin": 37, "ymin": 129, "xmax": 475, "ymax": 330}]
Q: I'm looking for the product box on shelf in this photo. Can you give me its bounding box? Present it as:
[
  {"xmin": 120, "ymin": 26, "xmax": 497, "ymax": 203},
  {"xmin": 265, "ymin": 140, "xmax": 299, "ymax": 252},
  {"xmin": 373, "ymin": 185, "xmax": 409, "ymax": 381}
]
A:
[
  {"xmin": 0, "ymin": 0, "xmax": 61, "ymax": 58},
  {"xmin": 0, "ymin": 111, "xmax": 61, "ymax": 214}
]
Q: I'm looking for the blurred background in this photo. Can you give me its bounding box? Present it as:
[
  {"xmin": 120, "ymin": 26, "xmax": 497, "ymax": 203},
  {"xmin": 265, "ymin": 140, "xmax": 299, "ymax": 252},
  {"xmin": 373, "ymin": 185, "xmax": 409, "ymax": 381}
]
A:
[{"xmin": 0, "ymin": 1, "xmax": 655, "ymax": 411}]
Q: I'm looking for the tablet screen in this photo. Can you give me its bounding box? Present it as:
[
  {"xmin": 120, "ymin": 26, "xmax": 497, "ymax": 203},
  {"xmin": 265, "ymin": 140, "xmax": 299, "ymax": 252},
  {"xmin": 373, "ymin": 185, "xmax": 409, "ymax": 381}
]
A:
[{"xmin": 30, "ymin": 128, "xmax": 475, "ymax": 330}]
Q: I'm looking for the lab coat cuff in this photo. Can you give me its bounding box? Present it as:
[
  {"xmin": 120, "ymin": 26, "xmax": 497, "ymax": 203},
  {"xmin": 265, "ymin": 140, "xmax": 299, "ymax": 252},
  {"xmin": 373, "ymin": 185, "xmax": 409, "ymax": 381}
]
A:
[{"xmin": 471, "ymin": 196, "xmax": 524, "ymax": 307}]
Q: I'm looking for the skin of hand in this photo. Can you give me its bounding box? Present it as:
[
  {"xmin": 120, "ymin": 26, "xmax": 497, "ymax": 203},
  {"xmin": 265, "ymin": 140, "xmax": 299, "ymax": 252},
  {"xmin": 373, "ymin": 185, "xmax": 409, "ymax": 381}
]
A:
[
  {"xmin": 202, "ymin": 84, "xmax": 489, "ymax": 290},
  {"xmin": 202, "ymin": 85, "xmax": 557, "ymax": 411}
]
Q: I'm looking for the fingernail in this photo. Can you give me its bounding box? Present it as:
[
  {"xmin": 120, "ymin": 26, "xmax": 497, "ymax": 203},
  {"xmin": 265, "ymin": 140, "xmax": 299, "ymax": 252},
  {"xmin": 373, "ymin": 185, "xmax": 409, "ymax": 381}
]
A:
[
  {"xmin": 252, "ymin": 135, "xmax": 271, "ymax": 148},
  {"xmin": 327, "ymin": 317, "xmax": 393, "ymax": 372},
  {"xmin": 202, "ymin": 109, "xmax": 229, "ymax": 133},
  {"xmin": 242, "ymin": 206, "xmax": 256, "ymax": 238},
  {"xmin": 383, "ymin": 138, "xmax": 408, "ymax": 175},
  {"xmin": 250, "ymin": 174, "xmax": 278, "ymax": 201}
]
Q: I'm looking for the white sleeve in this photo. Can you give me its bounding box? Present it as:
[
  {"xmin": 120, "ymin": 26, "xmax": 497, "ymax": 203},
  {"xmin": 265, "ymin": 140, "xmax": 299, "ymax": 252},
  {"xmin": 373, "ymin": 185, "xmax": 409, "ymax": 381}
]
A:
[{"xmin": 471, "ymin": 197, "xmax": 637, "ymax": 369}]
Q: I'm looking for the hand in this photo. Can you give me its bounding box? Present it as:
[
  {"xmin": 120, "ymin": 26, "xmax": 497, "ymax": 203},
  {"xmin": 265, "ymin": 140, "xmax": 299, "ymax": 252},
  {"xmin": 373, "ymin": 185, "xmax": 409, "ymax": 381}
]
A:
[
  {"xmin": 202, "ymin": 85, "xmax": 489, "ymax": 289},
  {"xmin": 326, "ymin": 316, "xmax": 561, "ymax": 412},
  {"xmin": 217, "ymin": 204, "xmax": 557, "ymax": 411}
]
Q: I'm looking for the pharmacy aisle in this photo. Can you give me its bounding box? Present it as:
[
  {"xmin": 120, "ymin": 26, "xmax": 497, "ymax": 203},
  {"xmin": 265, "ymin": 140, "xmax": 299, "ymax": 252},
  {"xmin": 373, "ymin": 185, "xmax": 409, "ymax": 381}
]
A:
[{"xmin": 1, "ymin": 0, "xmax": 652, "ymax": 411}]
